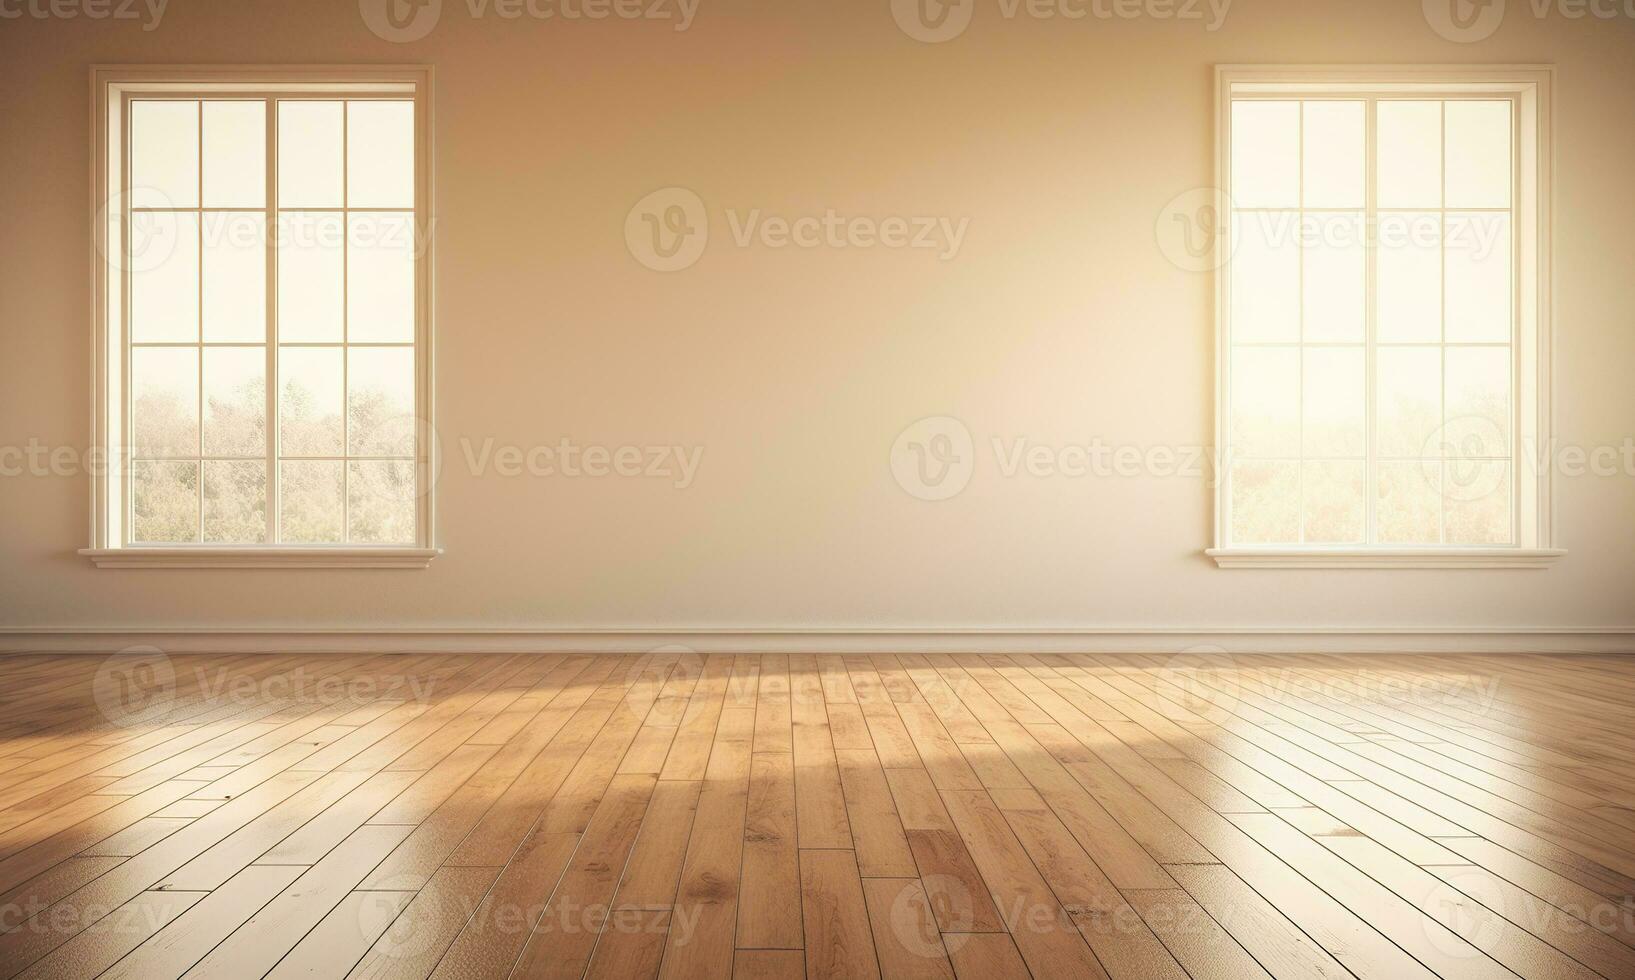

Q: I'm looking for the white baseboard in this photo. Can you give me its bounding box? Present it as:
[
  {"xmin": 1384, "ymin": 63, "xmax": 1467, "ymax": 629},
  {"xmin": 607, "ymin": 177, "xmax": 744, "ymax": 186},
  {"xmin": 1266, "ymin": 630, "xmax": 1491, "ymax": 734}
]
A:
[{"xmin": 1, "ymin": 628, "xmax": 1632, "ymax": 655}]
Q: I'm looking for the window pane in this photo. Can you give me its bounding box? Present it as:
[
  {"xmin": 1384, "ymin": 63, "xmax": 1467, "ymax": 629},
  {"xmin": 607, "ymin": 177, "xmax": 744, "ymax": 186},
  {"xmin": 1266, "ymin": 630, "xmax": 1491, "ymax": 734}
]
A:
[
  {"xmin": 202, "ymin": 100, "xmax": 266, "ymax": 208},
  {"xmin": 1377, "ymin": 213, "xmax": 1441, "ymax": 344},
  {"xmin": 202, "ymin": 212, "xmax": 266, "ymax": 343},
  {"xmin": 348, "ymin": 347, "xmax": 416, "ymax": 457},
  {"xmin": 1303, "ymin": 460, "xmax": 1365, "ymax": 544},
  {"xmin": 131, "ymin": 101, "xmax": 198, "ymax": 209},
  {"xmin": 278, "ymin": 101, "xmax": 344, "ymax": 208},
  {"xmin": 279, "ymin": 460, "xmax": 344, "ymax": 543},
  {"xmin": 347, "ymin": 100, "xmax": 414, "ymax": 209},
  {"xmin": 1445, "ymin": 101, "xmax": 1510, "ymax": 210},
  {"xmin": 278, "ymin": 212, "xmax": 344, "ymax": 343},
  {"xmin": 279, "ymin": 347, "xmax": 344, "ymax": 456},
  {"xmin": 1230, "ymin": 101, "xmax": 1299, "ymax": 208},
  {"xmin": 1230, "ymin": 212, "xmax": 1300, "ymax": 343},
  {"xmin": 1230, "ymin": 461, "xmax": 1299, "ymax": 545},
  {"xmin": 131, "ymin": 211, "xmax": 200, "ymax": 343},
  {"xmin": 349, "ymin": 460, "xmax": 416, "ymax": 544},
  {"xmin": 1444, "ymin": 461, "xmax": 1511, "ymax": 545},
  {"xmin": 1445, "ymin": 212, "xmax": 1511, "ymax": 343},
  {"xmin": 1444, "ymin": 347, "xmax": 1511, "ymax": 457},
  {"xmin": 1301, "ymin": 101, "xmax": 1364, "ymax": 209},
  {"xmin": 133, "ymin": 460, "xmax": 199, "ymax": 543},
  {"xmin": 1230, "ymin": 348, "xmax": 1300, "ymax": 458},
  {"xmin": 1377, "ymin": 461, "xmax": 1441, "ymax": 544},
  {"xmin": 348, "ymin": 213, "xmax": 416, "ymax": 343},
  {"xmin": 204, "ymin": 460, "xmax": 267, "ymax": 543},
  {"xmin": 1302, "ymin": 213, "xmax": 1365, "ymax": 343},
  {"xmin": 1303, "ymin": 348, "xmax": 1365, "ymax": 458},
  {"xmin": 202, "ymin": 347, "xmax": 266, "ymax": 458},
  {"xmin": 132, "ymin": 347, "xmax": 198, "ymax": 457},
  {"xmin": 1378, "ymin": 101, "xmax": 1442, "ymax": 209},
  {"xmin": 1376, "ymin": 347, "xmax": 1441, "ymax": 458}
]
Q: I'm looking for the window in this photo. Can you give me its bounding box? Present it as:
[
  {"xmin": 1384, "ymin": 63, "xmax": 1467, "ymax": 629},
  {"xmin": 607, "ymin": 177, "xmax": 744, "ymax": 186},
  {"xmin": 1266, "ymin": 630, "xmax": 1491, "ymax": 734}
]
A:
[
  {"xmin": 1209, "ymin": 67, "xmax": 1558, "ymax": 569},
  {"xmin": 86, "ymin": 67, "xmax": 437, "ymax": 568}
]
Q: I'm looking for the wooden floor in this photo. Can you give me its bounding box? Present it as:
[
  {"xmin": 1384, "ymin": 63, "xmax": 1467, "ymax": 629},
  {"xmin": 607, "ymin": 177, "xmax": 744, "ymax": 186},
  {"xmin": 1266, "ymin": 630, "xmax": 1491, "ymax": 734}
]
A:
[{"xmin": 0, "ymin": 652, "xmax": 1633, "ymax": 979}]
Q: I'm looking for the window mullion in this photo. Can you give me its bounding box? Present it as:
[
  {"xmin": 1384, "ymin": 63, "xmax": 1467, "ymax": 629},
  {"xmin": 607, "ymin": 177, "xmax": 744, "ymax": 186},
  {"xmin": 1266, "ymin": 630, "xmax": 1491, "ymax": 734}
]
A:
[
  {"xmin": 121, "ymin": 92, "xmax": 134, "ymax": 548},
  {"xmin": 265, "ymin": 98, "xmax": 279, "ymax": 545},
  {"xmin": 1296, "ymin": 102, "xmax": 1306, "ymax": 546},
  {"xmin": 1364, "ymin": 97, "xmax": 1379, "ymax": 547},
  {"xmin": 1438, "ymin": 100, "xmax": 1448, "ymax": 545},
  {"xmin": 341, "ymin": 99, "xmax": 350, "ymax": 545},
  {"xmin": 195, "ymin": 99, "xmax": 205, "ymax": 544}
]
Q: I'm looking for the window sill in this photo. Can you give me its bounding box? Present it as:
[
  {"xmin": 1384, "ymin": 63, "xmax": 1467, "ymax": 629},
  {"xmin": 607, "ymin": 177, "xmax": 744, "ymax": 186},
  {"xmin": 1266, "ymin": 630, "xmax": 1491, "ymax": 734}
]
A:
[
  {"xmin": 1206, "ymin": 548, "xmax": 1566, "ymax": 569},
  {"xmin": 80, "ymin": 548, "xmax": 441, "ymax": 569}
]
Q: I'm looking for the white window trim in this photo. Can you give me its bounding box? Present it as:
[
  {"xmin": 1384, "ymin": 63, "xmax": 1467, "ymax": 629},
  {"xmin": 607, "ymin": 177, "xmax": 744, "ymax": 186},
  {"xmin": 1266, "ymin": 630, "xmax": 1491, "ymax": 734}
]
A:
[
  {"xmin": 84, "ymin": 65, "xmax": 439, "ymax": 569},
  {"xmin": 1207, "ymin": 64, "xmax": 1560, "ymax": 570}
]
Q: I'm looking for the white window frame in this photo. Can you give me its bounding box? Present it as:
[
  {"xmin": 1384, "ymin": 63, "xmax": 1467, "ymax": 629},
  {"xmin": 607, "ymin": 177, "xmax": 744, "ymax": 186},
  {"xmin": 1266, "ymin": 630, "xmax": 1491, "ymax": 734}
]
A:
[
  {"xmin": 83, "ymin": 65, "xmax": 439, "ymax": 569},
  {"xmin": 1207, "ymin": 65, "xmax": 1561, "ymax": 570}
]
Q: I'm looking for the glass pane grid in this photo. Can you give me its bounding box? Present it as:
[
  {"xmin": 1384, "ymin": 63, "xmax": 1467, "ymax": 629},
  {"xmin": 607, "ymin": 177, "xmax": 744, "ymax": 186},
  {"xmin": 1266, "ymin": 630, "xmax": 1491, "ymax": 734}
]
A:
[
  {"xmin": 1228, "ymin": 96, "xmax": 1516, "ymax": 550},
  {"xmin": 275, "ymin": 98, "xmax": 418, "ymax": 546},
  {"xmin": 126, "ymin": 94, "xmax": 417, "ymax": 548}
]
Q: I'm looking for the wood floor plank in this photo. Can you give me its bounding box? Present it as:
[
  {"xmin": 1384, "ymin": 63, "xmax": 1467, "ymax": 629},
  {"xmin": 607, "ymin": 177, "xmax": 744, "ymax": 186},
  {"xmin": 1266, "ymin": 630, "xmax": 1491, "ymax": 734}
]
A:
[
  {"xmin": 938, "ymin": 789, "xmax": 1109, "ymax": 979},
  {"xmin": 100, "ymin": 865, "xmax": 306, "ymax": 979},
  {"xmin": 265, "ymin": 890, "xmax": 413, "ymax": 979},
  {"xmin": 584, "ymin": 907, "xmax": 671, "ymax": 980},
  {"xmin": 510, "ymin": 773, "xmax": 656, "ymax": 978},
  {"xmin": 799, "ymin": 849, "xmax": 881, "ymax": 980},
  {"xmin": 943, "ymin": 932, "xmax": 1031, "ymax": 980},
  {"xmin": 739, "ymin": 751, "xmax": 803, "ymax": 950},
  {"xmin": 1165, "ymin": 863, "xmax": 1354, "ymax": 980},
  {"xmin": 655, "ymin": 703, "xmax": 754, "ymax": 979},
  {"xmin": 860, "ymin": 877, "xmax": 955, "ymax": 980},
  {"xmin": 612, "ymin": 778, "xmax": 702, "ymax": 911},
  {"xmin": 734, "ymin": 948, "xmax": 806, "ymax": 979},
  {"xmin": 180, "ymin": 824, "xmax": 414, "ymax": 978},
  {"xmin": 348, "ymin": 865, "xmax": 502, "ymax": 978}
]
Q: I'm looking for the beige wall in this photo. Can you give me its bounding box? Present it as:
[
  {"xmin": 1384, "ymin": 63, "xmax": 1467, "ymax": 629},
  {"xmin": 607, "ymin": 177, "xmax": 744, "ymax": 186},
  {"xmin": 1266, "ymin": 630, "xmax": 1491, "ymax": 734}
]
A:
[{"xmin": 1, "ymin": 0, "xmax": 1632, "ymax": 634}]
